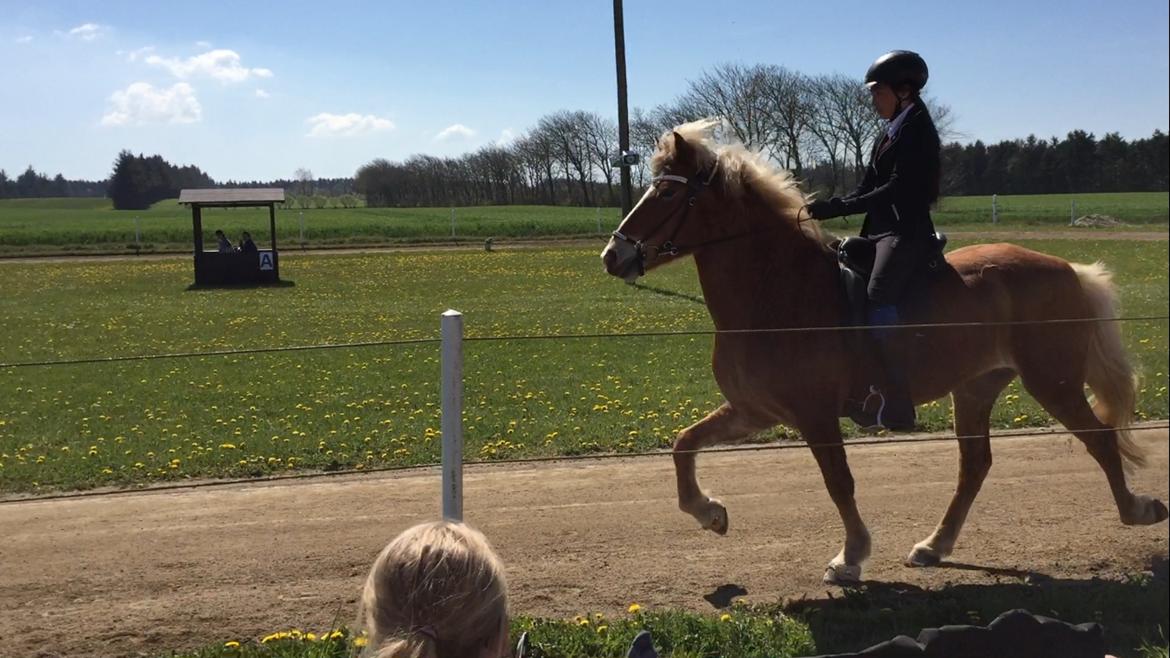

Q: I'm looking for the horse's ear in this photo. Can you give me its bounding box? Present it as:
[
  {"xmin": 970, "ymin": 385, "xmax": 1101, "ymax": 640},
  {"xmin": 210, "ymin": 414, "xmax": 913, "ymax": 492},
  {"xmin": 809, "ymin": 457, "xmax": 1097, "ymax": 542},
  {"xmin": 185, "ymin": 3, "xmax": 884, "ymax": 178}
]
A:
[{"xmin": 672, "ymin": 131, "xmax": 693, "ymax": 162}]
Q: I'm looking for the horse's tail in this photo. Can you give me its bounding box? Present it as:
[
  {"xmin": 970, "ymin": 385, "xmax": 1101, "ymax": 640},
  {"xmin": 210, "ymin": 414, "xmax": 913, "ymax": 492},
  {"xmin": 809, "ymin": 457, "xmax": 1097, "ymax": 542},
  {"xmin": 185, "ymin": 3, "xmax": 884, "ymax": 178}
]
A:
[{"xmin": 1071, "ymin": 261, "xmax": 1145, "ymax": 469}]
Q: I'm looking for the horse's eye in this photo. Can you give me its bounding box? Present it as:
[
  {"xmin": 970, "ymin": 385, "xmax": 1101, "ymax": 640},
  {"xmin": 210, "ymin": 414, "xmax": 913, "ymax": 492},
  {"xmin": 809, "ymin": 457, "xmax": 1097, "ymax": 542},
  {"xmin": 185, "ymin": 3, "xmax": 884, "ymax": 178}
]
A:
[{"xmin": 659, "ymin": 187, "xmax": 676, "ymax": 199}]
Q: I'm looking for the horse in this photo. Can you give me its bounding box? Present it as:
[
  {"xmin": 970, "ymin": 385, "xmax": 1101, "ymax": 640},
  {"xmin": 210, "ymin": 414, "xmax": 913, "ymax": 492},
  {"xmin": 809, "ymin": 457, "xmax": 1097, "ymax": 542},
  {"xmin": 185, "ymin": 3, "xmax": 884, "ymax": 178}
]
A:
[{"xmin": 600, "ymin": 119, "xmax": 1168, "ymax": 584}]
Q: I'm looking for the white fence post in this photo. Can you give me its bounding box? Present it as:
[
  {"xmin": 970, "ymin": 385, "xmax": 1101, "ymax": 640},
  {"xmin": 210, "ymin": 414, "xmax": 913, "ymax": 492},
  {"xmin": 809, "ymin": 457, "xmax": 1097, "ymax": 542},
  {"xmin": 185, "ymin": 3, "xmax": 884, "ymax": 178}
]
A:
[
  {"xmin": 1070, "ymin": 200, "xmax": 1076, "ymax": 226},
  {"xmin": 134, "ymin": 216, "xmax": 141, "ymax": 249},
  {"xmin": 450, "ymin": 207, "xmax": 456, "ymax": 239},
  {"xmin": 441, "ymin": 309, "xmax": 464, "ymax": 521},
  {"xmin": 991, "ymin": 194, "xmax": 998, "ymax": 224}
]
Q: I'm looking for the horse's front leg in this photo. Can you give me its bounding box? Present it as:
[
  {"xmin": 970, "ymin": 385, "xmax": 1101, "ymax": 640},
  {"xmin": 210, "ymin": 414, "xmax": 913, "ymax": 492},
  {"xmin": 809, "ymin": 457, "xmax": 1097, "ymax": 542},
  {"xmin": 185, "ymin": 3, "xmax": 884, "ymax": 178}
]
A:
[
  {"xmin": 803, "ymin": 418, "xmax": 871, "ymax": 584},
  {"xmin": 673, "ymin": 402, "xmax": 768, "ymax": 535}
]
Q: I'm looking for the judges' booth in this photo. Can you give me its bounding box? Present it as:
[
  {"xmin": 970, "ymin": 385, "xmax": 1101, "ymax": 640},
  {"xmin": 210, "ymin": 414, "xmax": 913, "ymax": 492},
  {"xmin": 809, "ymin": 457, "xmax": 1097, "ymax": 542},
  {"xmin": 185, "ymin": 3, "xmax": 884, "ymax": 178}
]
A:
[{"xmin": 180, "ymin": 188, "xmax": 284, "ymax": 286}]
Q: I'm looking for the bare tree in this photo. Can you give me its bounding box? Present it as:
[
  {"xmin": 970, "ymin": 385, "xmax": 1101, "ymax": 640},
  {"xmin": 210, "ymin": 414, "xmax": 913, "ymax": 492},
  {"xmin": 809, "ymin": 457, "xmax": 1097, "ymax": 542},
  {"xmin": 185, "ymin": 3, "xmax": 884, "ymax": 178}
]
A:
[
  {"xmin": 817, "ymin": 75, "xmax": 881, "ymax": 187},
  {"xmin": 922, "ymin": 95, "xmax": 959, "ymax": 141},
  {"xmin": 758, "ymin": 65, "xmax": 813, "ymax": 177},
  {"xmin": 581, "ymin": 112, "xmax": 619, "ymax": 206},
  {"xmin": 630, "ymin": 106, "xmax": 665, "ymax": 187},
  {"xmin": 294, "ymin": 167, "xmax": 314, "ymax": 202},
  {"xmin": 680, "ymin": 63, "xmax": 776, "ymax": 150},
  {"xmin": 540, "ymin": 111, "xmax": 593, "ymax": 206},
  {"xmin": 804, "ymin": 75, "xmax": 850, "ymax": 193}
]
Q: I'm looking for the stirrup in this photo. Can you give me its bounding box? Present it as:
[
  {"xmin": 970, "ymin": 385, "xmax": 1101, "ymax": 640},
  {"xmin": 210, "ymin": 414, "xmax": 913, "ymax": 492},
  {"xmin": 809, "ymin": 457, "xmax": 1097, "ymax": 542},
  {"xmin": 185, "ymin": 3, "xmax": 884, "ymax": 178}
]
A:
[
  {"xmin": 847, "ymin": 386, "xmax": 887, "ymax": 432},
  {"xmin": 850, "ymin": 385, "xmax": 916, "ymax": 432}
]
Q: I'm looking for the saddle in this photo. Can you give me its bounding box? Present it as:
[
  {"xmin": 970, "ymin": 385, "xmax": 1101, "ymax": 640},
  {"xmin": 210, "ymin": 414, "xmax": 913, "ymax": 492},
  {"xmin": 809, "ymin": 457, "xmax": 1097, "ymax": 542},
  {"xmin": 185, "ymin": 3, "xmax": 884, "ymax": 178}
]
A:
[{"xmin": 835, "ymin": 232, "xmax": 948, "ymax": 327}]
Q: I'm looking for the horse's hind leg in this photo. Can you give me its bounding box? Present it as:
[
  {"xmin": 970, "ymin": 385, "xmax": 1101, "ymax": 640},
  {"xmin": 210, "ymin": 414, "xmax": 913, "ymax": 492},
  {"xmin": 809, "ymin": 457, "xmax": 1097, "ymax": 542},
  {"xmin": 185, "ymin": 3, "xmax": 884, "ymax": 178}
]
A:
[
  {"xmin": 1020, "ymin": 372, "xmax": 1169, "ymax": 526},
  {"xmin": 907, "ymin": 368, "xmax": 1016, "ymax": 567},
  {"xmin": 673, "ymin": 402, "xmax": 769, "ymax": 535}
]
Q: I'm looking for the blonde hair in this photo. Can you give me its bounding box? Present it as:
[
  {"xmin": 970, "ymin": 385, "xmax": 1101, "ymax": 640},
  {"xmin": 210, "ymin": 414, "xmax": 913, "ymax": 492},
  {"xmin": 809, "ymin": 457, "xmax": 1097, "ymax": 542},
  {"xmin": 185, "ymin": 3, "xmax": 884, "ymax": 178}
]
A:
[{"xmin": 360, "ymin": 521, "xmax": 508, "ymax": 658}]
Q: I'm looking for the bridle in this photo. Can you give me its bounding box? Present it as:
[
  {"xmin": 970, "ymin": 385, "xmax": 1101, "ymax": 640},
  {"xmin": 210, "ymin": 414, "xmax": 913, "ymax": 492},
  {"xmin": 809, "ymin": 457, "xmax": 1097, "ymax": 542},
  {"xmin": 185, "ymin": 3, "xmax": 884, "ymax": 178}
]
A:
[
  {"xmin": 609, "ymin": 164, "xmax": 719, "ymax": 275},
  {"xmin": 610, "ymin": 162, "xmax": 818, "ymax": 276}
]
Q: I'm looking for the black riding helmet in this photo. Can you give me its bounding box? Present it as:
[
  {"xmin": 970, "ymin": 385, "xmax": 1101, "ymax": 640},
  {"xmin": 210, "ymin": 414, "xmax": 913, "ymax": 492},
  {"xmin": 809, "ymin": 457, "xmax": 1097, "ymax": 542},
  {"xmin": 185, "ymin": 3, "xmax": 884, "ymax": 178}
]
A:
[{"xmin": 865, "ymin": 50, "xmax": 929, "ymax": 92}]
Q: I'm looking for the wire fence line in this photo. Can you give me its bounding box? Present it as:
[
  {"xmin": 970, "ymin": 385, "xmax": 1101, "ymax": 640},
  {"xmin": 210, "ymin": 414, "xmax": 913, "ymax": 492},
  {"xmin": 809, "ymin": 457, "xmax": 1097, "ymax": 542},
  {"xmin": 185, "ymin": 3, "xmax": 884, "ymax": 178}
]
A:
[
  {"xmin": 5, "ymin": 421, "xmax": 1167, "ymax": 505},
  {"xmin": 3, "ymin": 314, "xmax": 1168, "ymax": 370}
]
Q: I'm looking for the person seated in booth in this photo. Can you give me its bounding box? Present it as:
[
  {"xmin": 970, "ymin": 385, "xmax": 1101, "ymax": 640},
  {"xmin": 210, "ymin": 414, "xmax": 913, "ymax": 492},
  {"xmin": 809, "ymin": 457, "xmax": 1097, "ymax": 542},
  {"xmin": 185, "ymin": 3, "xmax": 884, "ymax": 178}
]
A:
[
  {"xmin": 239, "ymin": 231, "xmax": 258, "ymax": 254},
  {"xmin": 214, "ymin": 229, "xmax": 234, "ymax": 253}
]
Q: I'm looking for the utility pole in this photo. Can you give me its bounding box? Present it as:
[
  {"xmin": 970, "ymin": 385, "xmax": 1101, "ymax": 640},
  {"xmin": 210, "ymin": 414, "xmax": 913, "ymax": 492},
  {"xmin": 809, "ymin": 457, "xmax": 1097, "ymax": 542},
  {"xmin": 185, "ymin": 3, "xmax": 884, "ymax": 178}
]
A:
[{"xmin": 613, "ymin": 0, "xmax": 633, "ymax": 218}]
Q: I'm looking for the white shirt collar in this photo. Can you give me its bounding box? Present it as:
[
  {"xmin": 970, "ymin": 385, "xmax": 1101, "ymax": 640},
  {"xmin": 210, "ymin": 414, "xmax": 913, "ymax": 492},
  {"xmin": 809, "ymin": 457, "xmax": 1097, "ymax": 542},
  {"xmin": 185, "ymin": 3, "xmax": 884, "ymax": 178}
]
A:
[{"xmin": 887, "ymin": 102, "xmax": 916, "ymax": 139}]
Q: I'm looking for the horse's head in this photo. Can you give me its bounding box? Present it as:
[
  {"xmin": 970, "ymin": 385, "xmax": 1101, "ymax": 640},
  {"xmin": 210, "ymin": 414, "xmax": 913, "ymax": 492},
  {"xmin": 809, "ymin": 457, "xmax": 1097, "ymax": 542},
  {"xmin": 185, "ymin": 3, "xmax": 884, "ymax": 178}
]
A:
[{"xmin": 601, "ymin": 129, "xmax": 723, "ymax": 283}]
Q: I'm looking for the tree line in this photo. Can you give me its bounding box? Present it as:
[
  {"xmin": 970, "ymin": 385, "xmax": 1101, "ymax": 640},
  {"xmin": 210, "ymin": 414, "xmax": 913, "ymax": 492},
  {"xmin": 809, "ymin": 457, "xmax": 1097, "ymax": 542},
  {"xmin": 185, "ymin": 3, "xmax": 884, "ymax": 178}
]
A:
[
  {"xmin": 355, "ymin": 63, "xmax": 1167, "ymax": 206},
  {"xmin": 0, "ymin": 166, "xmax": 105, "ymax": 198}
]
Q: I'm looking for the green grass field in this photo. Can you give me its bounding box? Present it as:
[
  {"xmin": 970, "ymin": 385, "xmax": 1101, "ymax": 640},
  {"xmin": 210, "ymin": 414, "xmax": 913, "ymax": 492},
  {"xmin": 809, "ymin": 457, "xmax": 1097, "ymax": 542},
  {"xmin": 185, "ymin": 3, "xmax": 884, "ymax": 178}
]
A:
[
  {"xmin": 1, "ymin": 239, "xmax": 1166, "ymax": 494},
  {"xmin": 0, "ymin": 192, "xmax": 1165, "ymax": 255}
]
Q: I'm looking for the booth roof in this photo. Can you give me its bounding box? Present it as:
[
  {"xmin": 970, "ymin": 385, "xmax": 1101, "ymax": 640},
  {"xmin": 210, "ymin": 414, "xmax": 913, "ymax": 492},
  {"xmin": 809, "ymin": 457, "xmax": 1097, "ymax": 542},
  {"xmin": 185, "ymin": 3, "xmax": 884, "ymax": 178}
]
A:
[{"xmin": 179, "ymin": 188, "xmax": 285, "ymax": 206}]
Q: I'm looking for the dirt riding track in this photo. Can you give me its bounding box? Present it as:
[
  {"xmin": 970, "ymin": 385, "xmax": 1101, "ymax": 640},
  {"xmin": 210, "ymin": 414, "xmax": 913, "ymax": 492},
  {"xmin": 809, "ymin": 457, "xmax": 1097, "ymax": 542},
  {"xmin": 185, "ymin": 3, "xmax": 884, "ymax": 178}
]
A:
[{"xmin": 1, "ymin": 429, "xmax": 1167, "ymax": 658}]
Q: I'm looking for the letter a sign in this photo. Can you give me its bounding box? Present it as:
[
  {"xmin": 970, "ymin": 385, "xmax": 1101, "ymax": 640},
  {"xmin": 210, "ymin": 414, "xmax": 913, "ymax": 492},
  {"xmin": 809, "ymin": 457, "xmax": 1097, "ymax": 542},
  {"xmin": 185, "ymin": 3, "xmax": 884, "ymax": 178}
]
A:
[{"xmin": 258, "ymin": 251, "xmax": 274, "ymax": 271}]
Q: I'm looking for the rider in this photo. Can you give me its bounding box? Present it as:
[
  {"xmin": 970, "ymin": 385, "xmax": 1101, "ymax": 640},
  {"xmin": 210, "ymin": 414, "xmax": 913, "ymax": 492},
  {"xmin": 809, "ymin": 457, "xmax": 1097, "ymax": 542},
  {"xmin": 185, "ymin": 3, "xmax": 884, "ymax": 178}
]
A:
[{"xmin": 806, "ymin": 50, "xmax": 941, "ymax": 431}]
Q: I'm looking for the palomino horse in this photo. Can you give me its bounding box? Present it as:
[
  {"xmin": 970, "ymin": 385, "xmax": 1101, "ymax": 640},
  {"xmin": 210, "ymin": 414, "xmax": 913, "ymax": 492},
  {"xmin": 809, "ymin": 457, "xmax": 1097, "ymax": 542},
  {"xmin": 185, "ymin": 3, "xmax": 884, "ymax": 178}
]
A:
[{"xmin": 600, "ymin": 120, "xmax": 1168, "ymax": 584}]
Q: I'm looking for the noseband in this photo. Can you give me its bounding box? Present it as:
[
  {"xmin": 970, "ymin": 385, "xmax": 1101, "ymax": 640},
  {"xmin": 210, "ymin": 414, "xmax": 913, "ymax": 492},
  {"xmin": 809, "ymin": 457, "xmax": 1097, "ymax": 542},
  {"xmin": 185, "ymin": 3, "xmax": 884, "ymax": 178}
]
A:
[{"xmin": 610, "ymin": 165, "xmax": 718, "ymax": 274}]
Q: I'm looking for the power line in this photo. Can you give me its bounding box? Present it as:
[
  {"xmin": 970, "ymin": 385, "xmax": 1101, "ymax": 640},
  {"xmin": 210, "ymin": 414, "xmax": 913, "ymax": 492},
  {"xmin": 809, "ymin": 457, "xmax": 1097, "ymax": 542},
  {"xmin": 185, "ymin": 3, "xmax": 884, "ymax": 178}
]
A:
[{"xmin": 3, "ymin": 315, "xmax": 1166, "ymax": 369}]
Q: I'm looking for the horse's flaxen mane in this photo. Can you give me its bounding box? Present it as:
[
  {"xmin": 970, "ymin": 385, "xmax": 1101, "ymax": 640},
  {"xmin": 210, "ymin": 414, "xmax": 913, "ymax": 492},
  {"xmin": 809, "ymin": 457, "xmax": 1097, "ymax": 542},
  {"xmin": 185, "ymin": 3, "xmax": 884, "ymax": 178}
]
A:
[{"xmin": 651, "ymin": 118, "xmax": 830, "ymax": 246}]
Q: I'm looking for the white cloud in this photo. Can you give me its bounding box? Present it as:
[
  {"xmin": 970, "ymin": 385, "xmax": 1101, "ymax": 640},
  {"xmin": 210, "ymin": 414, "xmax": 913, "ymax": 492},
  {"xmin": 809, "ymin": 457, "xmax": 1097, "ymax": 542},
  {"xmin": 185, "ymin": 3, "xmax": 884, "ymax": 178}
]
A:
[
  {"xmin": 435, "ymin": 123, "xmax": 475, "ymax": 141},
  {"xmin": 15, "ymin": 35, "xmax": 34, "ymax": 44},
  {"xmin": 254, "ymin": 89, "xmax": 270, "ymax": 99},
  {"xmin": 305, "ymin": 113, "xmax": 395, "ymax": 138},
  {"xmin": 145, "ymin": 49, "xmax": 273, "ymax": 83},
  {"xmin": 495, "ymin": 128, "xmax": 517, "ymax": 145},
  {"xmin": 67, "ymin": 23, "xmax": 106, "ymax": 41},
  {"xmin": 195, "ymin": 40, "xmax": 212, "ymax": 49},
  {"xmin": 126, "ymin": 46, "xmax": 155, "ymax": 62},
  {"xmin": 101, "ymin": 82, "xmax": 202, "ymax": 126}
]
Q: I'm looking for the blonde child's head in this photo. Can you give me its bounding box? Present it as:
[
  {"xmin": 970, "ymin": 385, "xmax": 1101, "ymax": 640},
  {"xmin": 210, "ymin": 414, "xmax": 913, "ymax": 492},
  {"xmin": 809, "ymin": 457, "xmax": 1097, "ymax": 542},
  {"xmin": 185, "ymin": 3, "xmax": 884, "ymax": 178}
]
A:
[{"xmin": 360, "ymin": 520, "xmax": 509, "ymax": 658}]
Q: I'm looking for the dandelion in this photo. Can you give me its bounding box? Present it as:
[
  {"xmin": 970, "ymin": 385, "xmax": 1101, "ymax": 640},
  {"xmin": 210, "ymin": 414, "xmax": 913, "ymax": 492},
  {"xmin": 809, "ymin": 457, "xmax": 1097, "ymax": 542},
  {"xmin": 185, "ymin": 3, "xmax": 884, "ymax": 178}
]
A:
[
  {"xmin": 628, "ymin": 603, "xmax": 642, "ymax": 614},
  {"xmin": 224, "ymin": 640, "xmax": 240, "ymax": 648},
  {"xmin": 720, "ymin": 613, "xmax": 732, "ymax": 622}
]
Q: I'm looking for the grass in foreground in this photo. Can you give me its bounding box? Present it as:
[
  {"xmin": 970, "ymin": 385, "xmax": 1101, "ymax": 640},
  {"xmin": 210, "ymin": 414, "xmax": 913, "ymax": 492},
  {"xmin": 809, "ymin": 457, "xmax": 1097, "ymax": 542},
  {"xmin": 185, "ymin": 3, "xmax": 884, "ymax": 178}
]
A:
[
  {"xmin": 164, "ymin": 570, "xmax": 1168, "ymax": 657},
  {"xmin": 0, "ymin": 240, "xmax": 1166, "ymax": 493}
]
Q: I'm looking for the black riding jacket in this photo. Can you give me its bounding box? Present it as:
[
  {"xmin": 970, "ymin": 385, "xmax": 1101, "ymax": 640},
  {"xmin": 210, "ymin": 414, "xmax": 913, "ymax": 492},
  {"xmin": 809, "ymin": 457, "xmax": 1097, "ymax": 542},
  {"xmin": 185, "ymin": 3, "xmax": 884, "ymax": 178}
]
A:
[{"xmin": 839, "ymin": 104, "xmax": 940, "ymax": 240}]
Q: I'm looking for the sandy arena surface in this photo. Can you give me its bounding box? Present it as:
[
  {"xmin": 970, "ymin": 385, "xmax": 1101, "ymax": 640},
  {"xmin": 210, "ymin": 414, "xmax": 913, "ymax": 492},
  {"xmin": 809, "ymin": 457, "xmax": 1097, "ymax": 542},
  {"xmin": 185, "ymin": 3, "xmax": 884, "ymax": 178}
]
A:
[{"xmin": 0, "ymin": 429, "xmax": 1166, "ymax": 657}]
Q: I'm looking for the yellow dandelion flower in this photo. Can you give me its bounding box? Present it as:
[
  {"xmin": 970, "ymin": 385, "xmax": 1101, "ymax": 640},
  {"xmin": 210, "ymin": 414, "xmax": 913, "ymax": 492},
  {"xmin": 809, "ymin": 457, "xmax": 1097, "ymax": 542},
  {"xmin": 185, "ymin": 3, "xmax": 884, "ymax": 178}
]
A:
[
  {"xmin": 628, "ymin": 603, "xmax": 642, "ymax": 614},
  {"xmin": 354, "ymin": 636, "xmax": 369, "ymax": 648},
  {"xmin": 720, "ymin": 613, "xmax": 732, "ymax": 622},
  {"xmin": 224, "ymin": 640, "xmax": 240, "ymax": 648}
]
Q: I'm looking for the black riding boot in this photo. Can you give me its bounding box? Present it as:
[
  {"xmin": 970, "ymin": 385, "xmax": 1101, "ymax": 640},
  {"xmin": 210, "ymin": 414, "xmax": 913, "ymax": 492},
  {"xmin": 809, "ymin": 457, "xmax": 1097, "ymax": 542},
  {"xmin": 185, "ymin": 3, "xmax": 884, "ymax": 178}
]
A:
[{"xmin": 848, "ymin": 304, "xmax": 917, "ymax": 432}]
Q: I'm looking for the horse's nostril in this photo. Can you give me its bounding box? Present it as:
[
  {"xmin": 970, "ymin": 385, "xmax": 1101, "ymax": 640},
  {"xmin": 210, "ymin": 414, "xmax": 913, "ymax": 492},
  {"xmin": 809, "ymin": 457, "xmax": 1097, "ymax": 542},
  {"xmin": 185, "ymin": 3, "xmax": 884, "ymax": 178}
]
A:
[{"xmin": 603, "ymin": 249, "xmax": 617, "ymax": 269}]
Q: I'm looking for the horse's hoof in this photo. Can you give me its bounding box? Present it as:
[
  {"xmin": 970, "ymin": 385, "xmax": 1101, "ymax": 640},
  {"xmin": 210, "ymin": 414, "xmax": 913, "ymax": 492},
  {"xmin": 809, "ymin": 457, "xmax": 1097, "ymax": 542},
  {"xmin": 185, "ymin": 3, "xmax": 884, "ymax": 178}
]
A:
[
  {"xmin": 906, "ymin": 544, "xmax": 943, "ymax": 567},
  {"xmin": 1121, "ymin": 495, "xmax": 1169, "ymax": 526},
  {"xmin": 823, "ymin": 563, "xmax": 861, "ymax": 585},
  {"xmin": 702, "ymin": 498, "xmax": 729, "ymax": 536}
]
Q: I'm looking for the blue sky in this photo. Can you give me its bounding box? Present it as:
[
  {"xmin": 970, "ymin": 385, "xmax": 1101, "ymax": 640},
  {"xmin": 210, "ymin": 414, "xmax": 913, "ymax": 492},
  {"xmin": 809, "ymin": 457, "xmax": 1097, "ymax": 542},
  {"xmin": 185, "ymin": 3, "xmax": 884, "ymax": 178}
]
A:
[{"xmin": 2, "ymin": 0, "xmax": 1167, "ymax": 181}]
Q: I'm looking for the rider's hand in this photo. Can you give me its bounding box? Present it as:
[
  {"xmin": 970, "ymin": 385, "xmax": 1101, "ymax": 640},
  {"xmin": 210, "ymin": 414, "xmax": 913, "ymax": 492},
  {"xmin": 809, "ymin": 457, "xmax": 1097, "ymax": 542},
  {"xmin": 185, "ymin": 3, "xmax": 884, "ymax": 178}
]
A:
[{"xmin": 807, "ymin": 197, "xmax": 846, "ymax": 220}]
